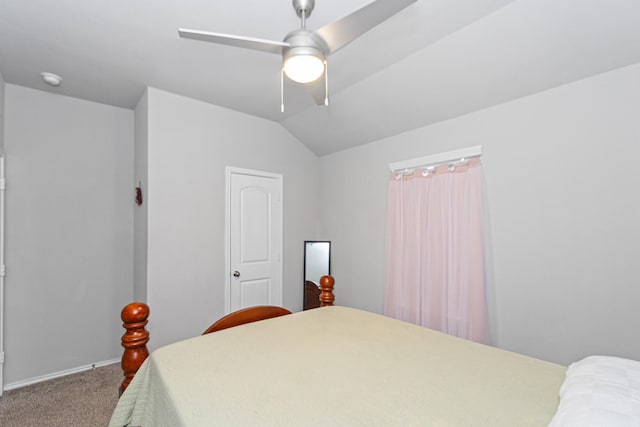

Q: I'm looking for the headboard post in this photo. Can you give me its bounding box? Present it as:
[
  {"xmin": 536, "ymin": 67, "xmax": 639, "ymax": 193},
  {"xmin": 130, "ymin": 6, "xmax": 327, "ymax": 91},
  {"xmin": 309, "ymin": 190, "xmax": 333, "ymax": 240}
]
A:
[
  {"xmin": 319, "ymin": 275, "xmax": 335, "ymax": 307},
  {"xmin": 119, "ymin": 302, "xmax": 150, "ymax": 396}
]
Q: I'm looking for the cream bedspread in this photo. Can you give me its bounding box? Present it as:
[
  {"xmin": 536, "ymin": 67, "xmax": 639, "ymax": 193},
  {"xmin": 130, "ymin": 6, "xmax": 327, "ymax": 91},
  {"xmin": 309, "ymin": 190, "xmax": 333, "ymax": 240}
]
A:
[{"xmin": 110, "ymin": 306, "xmax": 565, "ymax": 427}]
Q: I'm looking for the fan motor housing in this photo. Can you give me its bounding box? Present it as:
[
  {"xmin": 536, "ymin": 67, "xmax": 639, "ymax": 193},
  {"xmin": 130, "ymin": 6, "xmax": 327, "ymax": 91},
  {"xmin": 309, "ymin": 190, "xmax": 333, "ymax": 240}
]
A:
[{"xmin": 283, "ymin": 29, "xmax": 327, "ymax": 56}]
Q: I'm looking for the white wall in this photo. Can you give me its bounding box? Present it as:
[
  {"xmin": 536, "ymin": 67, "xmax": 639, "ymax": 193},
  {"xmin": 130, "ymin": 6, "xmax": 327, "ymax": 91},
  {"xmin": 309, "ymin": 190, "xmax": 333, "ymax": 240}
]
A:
[
  {"xmin": 3, "ymin": 85, "xmax": 134, "ymax": 386},
  {"xmin": 142, "ymin": 88, "xmax": 320, "ymax": 350},
  {"xmin": 320, "ymin": 63, "xmax": 640, "ymax": 366}
]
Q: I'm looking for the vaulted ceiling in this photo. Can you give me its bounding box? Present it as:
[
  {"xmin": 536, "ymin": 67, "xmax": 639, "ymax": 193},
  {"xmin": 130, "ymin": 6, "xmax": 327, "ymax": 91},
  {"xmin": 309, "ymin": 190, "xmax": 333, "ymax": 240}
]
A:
[{"xmin": 1, "ymin": 0, "xmax": 639, "ymax": 156}]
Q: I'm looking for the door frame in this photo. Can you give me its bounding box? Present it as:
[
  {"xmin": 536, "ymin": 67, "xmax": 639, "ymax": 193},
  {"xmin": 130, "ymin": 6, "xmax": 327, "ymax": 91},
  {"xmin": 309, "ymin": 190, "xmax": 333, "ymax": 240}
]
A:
[{"xmin": 224, "ymin": 166, "xmax": 283, "ymax": 314}]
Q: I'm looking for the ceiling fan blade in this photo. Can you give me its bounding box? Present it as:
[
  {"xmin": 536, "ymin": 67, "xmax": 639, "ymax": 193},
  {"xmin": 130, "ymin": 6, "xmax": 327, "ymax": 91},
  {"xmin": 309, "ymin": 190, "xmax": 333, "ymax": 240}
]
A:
[
  {"xmin": 178, "ymin": 28, "xmax": 289, "ymax": 55},
  {"xmin": 315, "ymin": 0, "xmax": 417, "ymax": 54},
  {"xmin": 305, "ymin": 77, "xmax": 328, "ymax": 106}
]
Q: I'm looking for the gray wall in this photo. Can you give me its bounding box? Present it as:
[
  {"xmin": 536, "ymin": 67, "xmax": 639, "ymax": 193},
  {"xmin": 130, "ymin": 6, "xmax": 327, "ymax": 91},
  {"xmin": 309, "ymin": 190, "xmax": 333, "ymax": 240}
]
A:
[
  {"xmin": 141, "ymin": 88, "xmax": 320, "ymax": 350},
  {"xmin": 0, "ymin": 71, "xmax": 4, "ymax": 153},
  {"xmin": 320, "ymin": 63, "xmax": 640, "ymax": 366},
  {"xmin": 3, "ymin": 85, "xmax": 134, "ymax": 386},
  {"xmin": 0, "ymin": 72, "xmax": 4, "ymax": 390},
  {"xmin": 133, "ymin": 90, "xmax": 148, "ymax": 303}
]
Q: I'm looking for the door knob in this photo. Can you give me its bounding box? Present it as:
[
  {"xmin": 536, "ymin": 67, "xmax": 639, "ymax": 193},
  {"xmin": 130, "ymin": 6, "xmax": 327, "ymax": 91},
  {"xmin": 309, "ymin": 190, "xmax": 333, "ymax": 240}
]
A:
[{"xmin": 233, "ymin": 271, "xmax": 240, "ymax": 278}]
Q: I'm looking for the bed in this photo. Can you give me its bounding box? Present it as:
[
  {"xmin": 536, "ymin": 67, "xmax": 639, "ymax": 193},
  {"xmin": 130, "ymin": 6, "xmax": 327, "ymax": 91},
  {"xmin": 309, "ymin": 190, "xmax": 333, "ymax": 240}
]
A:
[{"xmin": 109, "ymin": 276, "xmax": 640, "ymax": 426}]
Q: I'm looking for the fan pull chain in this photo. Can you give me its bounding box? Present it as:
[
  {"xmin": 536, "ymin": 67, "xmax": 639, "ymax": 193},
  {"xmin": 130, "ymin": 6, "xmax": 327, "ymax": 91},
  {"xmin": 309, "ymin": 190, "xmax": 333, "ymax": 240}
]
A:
[
  {"xmin": 324, "ymin": 60, "xmax": 329, "ymax": 106},
  {"xmin": 281, "ymin": 68, "xmax": 285, "ymax": 112}
]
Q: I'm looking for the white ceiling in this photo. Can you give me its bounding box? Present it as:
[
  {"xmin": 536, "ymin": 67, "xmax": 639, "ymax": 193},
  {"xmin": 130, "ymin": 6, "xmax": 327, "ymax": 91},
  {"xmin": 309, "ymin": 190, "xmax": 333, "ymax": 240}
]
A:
[{"xmin": 1, "ymin": 0, "xmax": 639, "ymax": 156}]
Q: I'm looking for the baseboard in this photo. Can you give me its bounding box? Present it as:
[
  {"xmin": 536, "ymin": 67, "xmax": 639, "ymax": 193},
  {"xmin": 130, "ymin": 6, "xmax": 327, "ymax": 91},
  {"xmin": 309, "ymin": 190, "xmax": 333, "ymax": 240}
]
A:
[{"xmin": 3, "ymin": 358, "xmax": 120, "ymax": 391}]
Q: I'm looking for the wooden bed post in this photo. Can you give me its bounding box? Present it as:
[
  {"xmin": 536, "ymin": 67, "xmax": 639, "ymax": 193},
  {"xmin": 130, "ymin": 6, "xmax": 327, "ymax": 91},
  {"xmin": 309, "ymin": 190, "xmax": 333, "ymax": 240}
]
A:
[
  {"xmin": 119, "ymin": 302, "xmax": 150, "ymax": 396},
  {"xmin": 319, "ymin": 275, "xmax": 335, "ymax": 307}
]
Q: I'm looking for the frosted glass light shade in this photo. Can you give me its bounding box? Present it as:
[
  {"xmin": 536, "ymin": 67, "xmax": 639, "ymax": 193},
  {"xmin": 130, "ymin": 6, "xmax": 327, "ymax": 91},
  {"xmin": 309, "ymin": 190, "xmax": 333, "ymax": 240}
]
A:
[{"xmin": 283, "ymin": 54, "xmax": 324, "ymax": 83}]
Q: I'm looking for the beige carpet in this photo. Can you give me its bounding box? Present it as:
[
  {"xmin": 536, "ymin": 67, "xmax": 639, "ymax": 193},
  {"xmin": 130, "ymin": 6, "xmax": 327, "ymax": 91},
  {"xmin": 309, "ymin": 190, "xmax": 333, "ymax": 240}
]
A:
[{"xmin": 0, "ymin": 363, "xmax": 121, "ymax": 427}]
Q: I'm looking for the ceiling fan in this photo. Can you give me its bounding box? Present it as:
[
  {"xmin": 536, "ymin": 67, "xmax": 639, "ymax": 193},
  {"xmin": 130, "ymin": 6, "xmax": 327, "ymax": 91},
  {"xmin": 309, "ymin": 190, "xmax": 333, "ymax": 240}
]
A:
[{"xmin": 178, "ymin": 0, "xmax": 417, "ymax": 111}]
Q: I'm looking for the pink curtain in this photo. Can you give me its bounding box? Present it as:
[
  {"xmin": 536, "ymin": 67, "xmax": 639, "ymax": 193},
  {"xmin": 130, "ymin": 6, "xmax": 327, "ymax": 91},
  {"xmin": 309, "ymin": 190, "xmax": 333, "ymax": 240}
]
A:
[{"xmin": 385, "ymin": 159, "xmax": 488, "ymax": 344}]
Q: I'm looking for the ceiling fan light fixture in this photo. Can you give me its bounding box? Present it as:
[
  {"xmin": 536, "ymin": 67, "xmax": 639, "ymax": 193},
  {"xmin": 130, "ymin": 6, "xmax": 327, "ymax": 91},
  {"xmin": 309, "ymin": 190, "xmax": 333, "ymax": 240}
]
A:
[
  {"xmin": 178, "ymin": 0, "xmax": 418, "ymax": 106},
  {"xmin": 283, "ymin": 47, "xmax": 325, "ymax": 83}
]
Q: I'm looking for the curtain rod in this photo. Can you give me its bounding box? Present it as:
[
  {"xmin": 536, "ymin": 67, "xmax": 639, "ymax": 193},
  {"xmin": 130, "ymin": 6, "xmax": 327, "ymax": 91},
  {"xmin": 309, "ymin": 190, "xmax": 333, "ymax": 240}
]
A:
[{"xmin": 388, "ymin": 145, "xmax": 482, "ymax": 173}]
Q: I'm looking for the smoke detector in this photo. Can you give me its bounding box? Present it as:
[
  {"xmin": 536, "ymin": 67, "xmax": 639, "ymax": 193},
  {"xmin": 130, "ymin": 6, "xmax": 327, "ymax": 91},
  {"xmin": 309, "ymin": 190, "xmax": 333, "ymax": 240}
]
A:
[{"xmin": 41, "ymin": 72, "xmax": 63, "ymax": 87}]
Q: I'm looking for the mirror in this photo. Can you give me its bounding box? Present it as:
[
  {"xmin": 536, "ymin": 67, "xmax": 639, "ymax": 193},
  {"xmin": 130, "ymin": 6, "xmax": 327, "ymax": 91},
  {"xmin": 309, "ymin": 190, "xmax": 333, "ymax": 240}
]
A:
[{"xmin": 303, "ymin": 241, "xmax": 331, "ymax": 310}]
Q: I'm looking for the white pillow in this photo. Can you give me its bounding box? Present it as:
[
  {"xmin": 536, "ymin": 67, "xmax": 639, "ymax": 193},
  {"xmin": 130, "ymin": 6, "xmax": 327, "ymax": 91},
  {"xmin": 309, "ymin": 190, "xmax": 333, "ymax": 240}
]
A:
[{"xmin": 548, "ymin": 355, "xmax": 640, "ymax": 427}]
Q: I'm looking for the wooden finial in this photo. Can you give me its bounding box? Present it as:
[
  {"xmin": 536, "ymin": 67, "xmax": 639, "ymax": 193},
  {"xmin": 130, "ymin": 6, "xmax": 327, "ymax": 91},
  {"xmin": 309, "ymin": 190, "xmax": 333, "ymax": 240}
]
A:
[
  {"xmin": 319, "ymin": 275, "xmax": 335, "ymax": 307},
  {"xmin": 119, "ymin": 302, "xmax": 150, "ymax": 396}
]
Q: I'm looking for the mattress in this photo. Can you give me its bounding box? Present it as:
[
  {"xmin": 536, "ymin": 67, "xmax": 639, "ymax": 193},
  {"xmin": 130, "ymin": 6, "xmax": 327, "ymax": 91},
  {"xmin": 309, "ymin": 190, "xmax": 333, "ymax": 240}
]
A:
[{"xmin": 110, "ymin": 306, "xmax": 565, "ymax": 426}]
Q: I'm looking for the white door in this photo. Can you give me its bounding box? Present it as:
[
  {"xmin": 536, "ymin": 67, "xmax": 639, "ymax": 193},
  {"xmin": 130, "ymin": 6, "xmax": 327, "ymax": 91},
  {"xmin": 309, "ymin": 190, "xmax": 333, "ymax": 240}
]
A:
[{"xmin": 226, "ymin": 167, "xmax": 283, "ymax": 313}]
